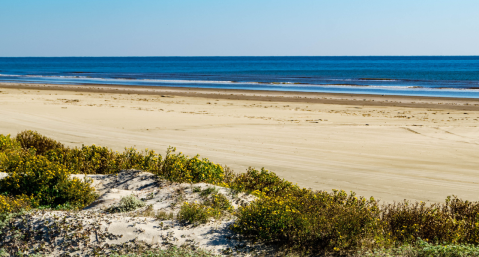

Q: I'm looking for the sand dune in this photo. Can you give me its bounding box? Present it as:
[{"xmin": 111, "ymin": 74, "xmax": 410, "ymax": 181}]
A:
[{"xmin": 0, "ymin": 170, "xmax": 259, "ymax": 255}]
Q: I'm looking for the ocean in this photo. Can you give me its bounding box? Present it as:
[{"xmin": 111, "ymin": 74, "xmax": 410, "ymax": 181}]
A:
[{"xmin": 1, "ymin": 56, "xmax": 478, "ymax": 98}]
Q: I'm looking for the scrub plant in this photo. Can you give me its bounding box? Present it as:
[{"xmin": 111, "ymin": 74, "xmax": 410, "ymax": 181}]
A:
[
  {"xmin": 0, "ymin": 150, "xmax": 97, "ymax": 209},
  {"xmin": 204, "ymin": 193, "xmax": 232, "ymax": 212},
  {"xmin": 16, "ymin": 132, "xmax": 224, "ymax": 184},
  {"xmin": 382, "ymin": 196, "xmax": 479, "ymax": 245},
  {"xmin": 45, "ymin": 145, "xmax": 163, "ymax": 175},
  {"xmin": 0, "ymin": 134, "xmax": 20, "ymax": 152},
  {"xmin": 233, "ymin": 189, "xmax": 384, "ymax": 253},
  {"xmin": 159, "ymin": 147, "xmax": 224, "ymax": 184},
  {"xmin": 177, "ymin": 202, "xmax": 214, "ymax": 225},
  {"xmin": 107, "ymin": 194, "xmax": 146, "ymax": 213},
  {"xmin": 0, "ymin": 194, "xmax": 35, "ymax": 222},
  {"xmin": 16, "ymin": 130, "xmax": 64, "ymax": 155},
  {"xmin": 227, "ymin": 167, "xmax": 298, "ymax": 197}
]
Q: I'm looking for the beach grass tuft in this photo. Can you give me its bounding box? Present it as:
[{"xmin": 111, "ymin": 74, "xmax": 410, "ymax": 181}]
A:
[{"xmin": 107, "ymin": 194, "xmax": 146, "ymax": 213}]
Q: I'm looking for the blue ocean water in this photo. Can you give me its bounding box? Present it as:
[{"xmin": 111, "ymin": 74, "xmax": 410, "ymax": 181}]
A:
[{"xmin": 1, "ymin": 56, "xmax": 479, "ymax": 98}]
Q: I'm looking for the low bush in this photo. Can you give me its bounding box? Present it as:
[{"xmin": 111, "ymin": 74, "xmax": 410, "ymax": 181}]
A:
[
  {"xmin": 45, "ymin": 145, "xmax": 163, "ymax": 175},
  {"xmin": 107, "ymin": 194, "xmax": 146, "ymax": 213},
  {"xmin": 204, "ymin": 193, "xmax": 232, "ymax": 212},
  {"xmin": 0, "ymin": 150, "xmax": 97, "ymax": 209},
  {"xmin": 15, "ymin": 130, "xmax": 65, "ymax": 155},
  {"xmin": 233, "ymin": 189, "xmax": 384, "ymax": 252},
  {"xmin": 0, "ymin": 134, "xmax": 20, "ymax": 152},
  {"xmin": 3, "ymin": 132, "xmax": 226, "ymax": 184},
  {"xmin": 227, "ymin": 167, "xmax": 298, "ymax": 197},
  {"xmin": 159, "ymin": 147, "xmax": 224, "ymax": 184},
  {"xmin": 177, "ymin": 202, "xmax": 220, "ymax": 225},
  {"xmin": 0, "ymin": 194, "xmax": 35, "ymax": 215},
  {"xmin": 178, "ymin": 191, "xmax": 232, "ymax": 225},
  {"xmin": 382, "ymin": 196, "xmax": 479, "ymax": 245}
]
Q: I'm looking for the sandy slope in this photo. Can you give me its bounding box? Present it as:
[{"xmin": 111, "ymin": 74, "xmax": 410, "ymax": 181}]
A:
[
  {"xmin": 0, "ymin": 170, "xmax": 259, "ymax": 256},
  {"xmin": 1, "ymin": 83, "xmax": 479, "ymax": 203}
]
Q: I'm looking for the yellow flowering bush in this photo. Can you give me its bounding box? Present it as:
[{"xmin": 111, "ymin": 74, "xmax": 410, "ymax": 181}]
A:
[
  {"xmin": 204, "ymin": 193, "xmax": 233, "ymax": 212},
  {"xmin": 0, "ymin": 150, "xmax": 97, "ymax": 208},
  {"xmin": 0, "ymin": 194, "xmax": 36, "ymax": 214},
  {"xmin": 46, "ymin": 145, "xmax": 164, "ymax": 175},
  {"xmin": 382, "ymin": 196, "xmax": 479, "ymax": 245},
  {"xmin": 16, "ymin": 130, "xmax": 65, "ymax": 155},
  {"xmin": 159, "ymin": 147, "xmax": 224, "ymax": 184},
  {"xmin": 46, "ymin": 145, "xmax": 124, "ymax": 174},
  {"xmin": 0, "ymin": 134, "xmax": 20, "ymax": 152},
  {"xmin": 227, "ymin": 167, "xmax": 298, "ymax": 197},
  {"xmin": 121, "ymin": 147, "xmax": 163, "ymax": 171},
  {"xmin": 233, "ymin": 189, "xmax": 385, "ymax": 252}
]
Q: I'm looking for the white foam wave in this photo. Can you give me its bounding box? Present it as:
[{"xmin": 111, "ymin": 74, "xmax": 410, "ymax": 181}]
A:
[{"xmin": 2, "ymin": 73, "xmax": 479, "ymax": 92}]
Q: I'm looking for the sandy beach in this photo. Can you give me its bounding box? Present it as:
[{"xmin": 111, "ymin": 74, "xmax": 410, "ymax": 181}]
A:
[{"xmin": 1, "ymin": 82, "xmax": 479, "ymax": 204}]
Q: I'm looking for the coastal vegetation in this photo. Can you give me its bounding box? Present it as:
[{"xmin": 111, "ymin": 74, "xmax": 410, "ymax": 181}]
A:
[
  {"xmin": 106, "ymin": 194, "xmax": 146, "ymax": 213},
  {"xmin": 2, "ymin": 131, "xmax": 479, "ymax": 256}
]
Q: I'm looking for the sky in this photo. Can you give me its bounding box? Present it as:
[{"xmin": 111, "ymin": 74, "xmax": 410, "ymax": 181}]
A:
[{"xmin": 1, "ymin": 0, "xmax": 478, "ymax": 56}]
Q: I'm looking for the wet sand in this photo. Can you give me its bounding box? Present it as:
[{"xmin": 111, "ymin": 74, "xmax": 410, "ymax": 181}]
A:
[{"xmin": 1, "ymin": 82, "xmax": 479, "ymax": 203}]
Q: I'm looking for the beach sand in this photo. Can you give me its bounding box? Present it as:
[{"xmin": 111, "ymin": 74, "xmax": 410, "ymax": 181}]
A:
[
  {"xmin": 0, "ymin": 170, "xmax": 260, "ymax": 255},
  {"xmin": 1, "ymin": 82, "xmax": 479, "ymax": 203}
]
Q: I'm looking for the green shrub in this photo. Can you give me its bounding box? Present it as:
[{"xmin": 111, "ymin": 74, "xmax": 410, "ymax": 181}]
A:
[
  {"xmin": 0, "ymin": 134, "xmax": 20, "ymax": 152},
  {"xmin": 204, "ymin": 193, "xmax": 232, "ymax": 212},
  {"xmin": 233, "ymin": 189, "xmax": 385, "ymax": 252},
  {"xmin": 178, "ymin": 191, "xmax": 232, "ymax": 225},
  {"xmin": 382, "ymin": 196, "xmax": 479, "ymax": 245},
  {"xmin": 0, "ymin": 194, "xmax": 35, "ymax": 215},
  {"xmin": 43, "ymin": 145, "xmax": 163, "ymax": 175},
  {"xmin": 227, "ymin": 167, "xmax": 298, "ymax": 197},
  {"xmin": 7, "ymin": 132, "xmax": 226, "ymax": 184},
  {"xmin": 15, "ymin": 130, "xmax": 65, "ymax": 155},
  {"xmin": 177, "ymin": 202, "xmax": 219, "ymax": 225},
  {"xmin": 159, "ymin": 147, "xmax": 224, "ymax": 184},
  {"xmin": 0, "ymin": 150, "xmax": 97, "ymax": 209},
  {"xmin": 0, "ymin": 195, "xmax": 36, "ymax": 229},
  {"xmin": 107, "ymin": 194, "xmax": 146, "ymax": 213}
]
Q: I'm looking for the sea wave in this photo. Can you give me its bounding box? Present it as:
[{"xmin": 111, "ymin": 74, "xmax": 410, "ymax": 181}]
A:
[{"xmin": 2, "ymin": 73, "xmax": 479, "ymax": 92}]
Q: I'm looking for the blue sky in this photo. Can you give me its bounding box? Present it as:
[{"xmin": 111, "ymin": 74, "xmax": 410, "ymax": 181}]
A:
[{"xmin": 1, "ymin": 0, "xmax": 478, "ymax": 56}]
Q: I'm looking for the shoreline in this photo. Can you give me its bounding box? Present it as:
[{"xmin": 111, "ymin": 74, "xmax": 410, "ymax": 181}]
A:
[{"xmin": 2, "ymin": 82, "xmax": 479, "ymax": 110}]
